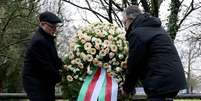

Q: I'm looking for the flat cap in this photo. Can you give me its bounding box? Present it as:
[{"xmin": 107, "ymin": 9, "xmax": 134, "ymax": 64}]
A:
[{"xmin": 39, "ymin": 11, "xmax": 62, "ymax": 24}]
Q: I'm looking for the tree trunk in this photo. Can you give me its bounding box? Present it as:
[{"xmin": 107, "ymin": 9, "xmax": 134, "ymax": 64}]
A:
[
  {"xmin": 168, "ymin": 0, "xmax": 181, "ymax": 40},
  {"xmin": 0, "ymin": 80, "xmax": 3, "ymax": 92}
]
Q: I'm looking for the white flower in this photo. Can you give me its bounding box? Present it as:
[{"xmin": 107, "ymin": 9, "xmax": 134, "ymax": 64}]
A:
[
  {"xmin": 75, "ymin": 58, "xmax": 81, "ymax": 64},
  {"xmin": 66, "ymin": 75, "xmax": 73, "ymax": 82},
  {"xmin": 105, "ymin": 48, "xmax": 110, "ymax": 54},
  {"xmin": 76, "ymin": 52, "xmax": 80, "ymax": 56},
  {"xmin": 103, "ymin": 63, "xmax": 110, "ymax": 69},
  {"xmin": 87, "ymin": 66, "xmax": 93, "ymax": 75},
  {"xmin": 95, "ymin": 38, "xmax": 102, "ymax": 44},
  {"xmin": 110, "ymin": 45, "xmax": 117, "ymax": 52},
  {"xmin": 95, "ymin": 44, "xmax": 100, "ymax": 50},
  {"xmin": 103, "ymin": 40, "xmax": 110, "ymax": 48},
  {"xmin": 121, "ymin": 61, "xmax": 127, "ymax": 69},
  {"xmin": 108, "ymin": 35, "xmax": 113, "ymax": 40},
  {"xmin": 109, "ymin": 52, "xmax": 115, "ymax": 59},
  {"xmin": 81, "ymin": 39, "xmax": 86, "ymax": 44},
  {"xmin": 86, "ymin": 54, "xmax": 93, "ymax": 62},
  {"xmin": 118, "ymin": 54, "xmax": 124, "ymax": 59},
  {"xmin": 98, "ymin": 32, "xmax": 104, "ymax": 37},
  {"xmin": 84, "ymin": 35, "xmax": 92, "ymax": 41},
  {"xmin": 99, "ymin": 49, "xmax": 106, "ymax": 57},
  {"xmin": 78, "ymin": 63, "xmax": 84, "ymax": 69},
  {"xmin": 84, "ymin": 42, "xmax": 92, "ymax": 50},
  {"xmin": 71, "ymin": 60, "xmax": 76, "ymax": 64},
  {"xmin": 91, "ymin": 37, "xmax": 96, "ymax": 42},
  {"xmin": 74, "ymin": 75, "xmax": 78, "ymax": 79},
  {"xmin": 90, "ymin": 48, "xmax": 96, "ymax": 55},
  {"xmin": 79, "ymin": 77, "xmax": 83, "ymax": 81},
  {"xmin": 117, "ymin": 40, "xmax": 122, "ymax": 47},
  {"xmin": 69, "ymin": 52, "xmax": 74, "ymax": 59},
  {"xmin": 93, "ymin": 58, "xmax": 99, "ymax": 65},
  {"xmin": 115, "ymin": 67, "xmax": 122, "ymax": 72},
  {"xmin": 63, "ymin": 65, "xmax": 68, "ymax": 70},
  {"xmin": 112, "ymin": 58, "xmax": 116, "ymax": 62}
]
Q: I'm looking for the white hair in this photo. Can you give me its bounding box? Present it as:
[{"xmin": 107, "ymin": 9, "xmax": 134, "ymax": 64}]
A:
[{"xmin": 123, "ymin": 5, "xmax": 142, "ymax": 19}]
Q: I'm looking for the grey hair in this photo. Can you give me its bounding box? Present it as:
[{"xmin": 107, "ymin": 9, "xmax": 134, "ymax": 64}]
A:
[{"xmin": 123, "ymin": 5, "xmax": 142, "ymax": 19}]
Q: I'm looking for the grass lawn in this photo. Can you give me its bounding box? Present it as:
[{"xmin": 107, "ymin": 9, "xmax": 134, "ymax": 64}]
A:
[{"xmin": 174, "ymin": 99, "xmax": 200, "ymax": 101}]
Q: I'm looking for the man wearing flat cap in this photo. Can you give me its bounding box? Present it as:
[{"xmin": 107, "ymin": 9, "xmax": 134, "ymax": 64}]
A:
[{"xmin": 23, "ymin": 11, "xmax": 63, "ymax": 101}]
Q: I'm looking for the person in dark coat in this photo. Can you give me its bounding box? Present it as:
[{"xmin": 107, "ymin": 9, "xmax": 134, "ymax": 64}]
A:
[
  {"xmin": 121, "ymin": 6, "xmax": 187, "ymax": 101},
  {"xmin": 22, "ymin": 11, "xmax": 63, "ymax": 101}
]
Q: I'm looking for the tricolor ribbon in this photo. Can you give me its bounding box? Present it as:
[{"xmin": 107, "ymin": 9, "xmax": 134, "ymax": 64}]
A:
[{"xmin": 77, "ymin": 67, "xmax": 118, "ymax": 101}]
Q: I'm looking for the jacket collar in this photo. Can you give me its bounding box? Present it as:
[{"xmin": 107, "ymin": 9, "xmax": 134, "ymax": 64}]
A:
[
  {"xmin": 38, "ymin": 27, "xmax": 56, "ymax": 40},
  {"xmin": 125, "ymin": 13, "xmax": 161, "ymax": 40}
]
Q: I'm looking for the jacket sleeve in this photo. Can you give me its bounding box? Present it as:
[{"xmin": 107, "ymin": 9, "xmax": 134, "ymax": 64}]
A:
[
  {"xmin": 30, "ymin": 40, "xmax": 61, "ymax": 83},
  {"xmin": 123, "ymin": 34, "xmax": 147, "ymax": 93}
]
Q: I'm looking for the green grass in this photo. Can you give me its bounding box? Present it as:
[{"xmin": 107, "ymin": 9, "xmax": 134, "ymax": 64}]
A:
[{"xmin": 175, "ymin": 99, "xmax": 200, "ymax": 101}]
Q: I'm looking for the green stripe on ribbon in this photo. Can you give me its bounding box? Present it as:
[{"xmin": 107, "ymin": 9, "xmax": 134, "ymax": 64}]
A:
[{"xmin": 77, "ymin": 67, "xmax": 98, "ymax": 101}]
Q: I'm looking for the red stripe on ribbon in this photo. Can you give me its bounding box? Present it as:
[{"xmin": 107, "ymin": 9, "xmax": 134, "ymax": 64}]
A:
[
  {"xmin": 105, "ymin": 73, "xmax": 112, "ymax": 101},
  {"xmin": 84, "ymin": 68, "xmax": 101, "ymax": 101}
]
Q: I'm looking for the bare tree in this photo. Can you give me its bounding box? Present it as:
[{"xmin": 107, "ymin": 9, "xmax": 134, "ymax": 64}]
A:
[
  {"xmin": 179, "ymin": 33, "xmax": 201, "ymax": 93},
  {"xmin": 61, "ymin": 0, "xmax": 201, "ymax": 40}
]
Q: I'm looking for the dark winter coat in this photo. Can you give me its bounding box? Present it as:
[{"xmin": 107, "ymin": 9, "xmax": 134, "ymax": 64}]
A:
[
  {"xmin": 22, "ymin": 27, "xmax": 62, "ymax": 101},
  {"xmin": 123, "ymin": 14, "xmax": 186, "ymax": 96}
]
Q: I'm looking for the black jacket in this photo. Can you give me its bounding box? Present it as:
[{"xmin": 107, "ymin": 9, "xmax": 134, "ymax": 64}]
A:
[
  {"xmin": 23, "ymin": 27, "xmax": 62, "ymax": 84},
  {"xmin": 123, "ymin": 14, "xmax": 186, "ymax": 96}
]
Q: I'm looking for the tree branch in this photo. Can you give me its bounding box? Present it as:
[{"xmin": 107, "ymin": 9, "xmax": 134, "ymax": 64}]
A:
[
  {"xmin": 85, "ymin": 0, "xmax": 103, "ymax": 22},
  {"xmin": 62, "ymin": 0, "xmax": 110, "ymax": 22},
  {"xmin": 108, "ymin": 0, "xmax": 113, "ymax": 23},
  {"xmin": 0, "ymin": 38, "xmax": 30, "ymax": 51},
  {"xmin": 140, "ymin": 0, "xmax": 150, "ymax": 13},
  {"xmin": 112, "ymin": 0, "xmax": 123, "ymax": 11}
]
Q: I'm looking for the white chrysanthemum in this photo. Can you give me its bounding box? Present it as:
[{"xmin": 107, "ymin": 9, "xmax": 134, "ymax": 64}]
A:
[
  {"xmin": 117, "ymin": 40, "xmax": 122, "ymax": 47},
  {"xmin": 109, "ymin": 52, "xmax": 115, "ymax": 59},
  {"xmin": 91, "ymin": 37, "xmax": 96, "ymax": 42},
  {"xmin": 81, "ymin": 39, "xmax": 86, "ymax": 44},
  {"xmin": 108, "ymin": 35, "xmax": 113, "ymax": 40},
  {"xmin": 63, "ymin": 65, "xmax": 68, "ymax": 70},
  {"xmin": 90, "ymin": 48, "xmax": 96, "ymax": 55},
  {"xmin": 93, "ymin": 58, "xmax": 99, "ymax": 65},
  {"xmin": 115, "ymin": 67, "xmax": 122, "ymax": 72},
  {"xmin": 103, "ymin": 63, "xmax": 110, "ymax": 69},
  {"xmin": 66, "ymin": 75, "xmax": 73, "ymax": 82},
  {"xmin": 121, "ymin": 61, "xmax": 127, "ymax": 69},
  {"xmin": 105, "ymin": 48, "xmax": 110, "ymax": 54},
  {"xmin": 75, "ymin": 58, "xmax": 81, "ymax": 64},
  {"xmin": 98, "ymin": 32, "xmax": 104, "ymax": 37},
  {"xmin": 110, "ymin": 45, "xmax": 117, "ymax": 52},
  {"xmin": 95, "ymin": 38, "xmax": 102, "ymax": 44},
  {"xmin": 71, "ymin": 60, "xmax": 76, "ymax": 64},
  {"xmin": 87, "ymin": 66, "xmax": 93, "ymax": 75},
  {"xmin": 103, "ymin": 40, "xmax": 110, "ymax": 48},
  {"xmin": 84, "ymin": 35, "xmax": 91, "ymax": 41},
  {"xmin": 99, "ymin": 49, "xmax": 106, "ymax": 57},
  {"xmin": 76, "ymin": 52, "xmax": 80, "ymax": 56},
  {"xmin": 79, "ymin": 77, "xmax": 83, "ymax": 81},
  {"xmin": 74, "ymin": 75, "xmax": 78, "ymax": 79},
  {"xmin": 86, "ymin": 54, "xmax": 93, "ymax": 62},
  {"xmin": 118, "ymin": 54, "xmax": 124, "ymax": 59},
  {"xmin": 95, "ymin": 43, "xmax": 100, "ymax": 50},
  {"xmin": 78, "ymin": 63, "xmax": 84, "ymax": 69},
  {"xmin": 112, "ymin": 58, "xmax": 116, "ymax": 62},
  {"xmin": 84, "ymin": 42, "xmax": 92, "ymax": 50},
  {"xmin": 69, "ymin": 52, "xmax": 74, "ymax": 59}
]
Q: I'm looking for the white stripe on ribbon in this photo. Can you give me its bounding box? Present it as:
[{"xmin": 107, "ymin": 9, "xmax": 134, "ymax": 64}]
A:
[
  {"xmin": 90, "ymin": 68, "xmax": 106, "ymax": 101},
  {"xmin": 111, "ymin": 78, "xmax": 118, "ymax": 101}
]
